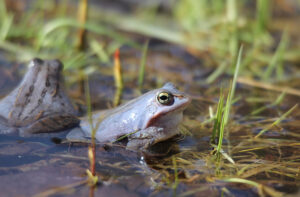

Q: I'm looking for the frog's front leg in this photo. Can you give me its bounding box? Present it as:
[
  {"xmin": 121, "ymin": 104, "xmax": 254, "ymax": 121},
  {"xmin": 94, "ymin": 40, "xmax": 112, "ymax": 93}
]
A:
[{"xmin": 126, "ymin": 127, "xmax": 164, "ymax": 150}]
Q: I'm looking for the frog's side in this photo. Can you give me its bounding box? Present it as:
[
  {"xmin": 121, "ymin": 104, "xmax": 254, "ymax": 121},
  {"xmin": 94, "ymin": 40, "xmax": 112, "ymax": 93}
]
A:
[
  {"xmin": 0, "ymin": 58, "xmax": 79, "ymax": 135},
  {"xmin": 67, "ymin": 83, "xmax": 190, "ymax": 150}
]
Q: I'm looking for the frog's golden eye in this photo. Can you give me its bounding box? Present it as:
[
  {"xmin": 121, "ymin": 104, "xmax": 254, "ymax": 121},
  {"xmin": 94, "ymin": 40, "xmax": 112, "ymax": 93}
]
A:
[{"xmin": 157, "ymin": 92, "xmax": 174, "ymax": 105}]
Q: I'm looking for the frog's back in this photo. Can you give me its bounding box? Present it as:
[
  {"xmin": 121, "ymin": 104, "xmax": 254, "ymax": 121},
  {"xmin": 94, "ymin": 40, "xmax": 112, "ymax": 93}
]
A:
[{"xmin": 0, "ymin": 58, "xmax": 79, "ymax": 134}]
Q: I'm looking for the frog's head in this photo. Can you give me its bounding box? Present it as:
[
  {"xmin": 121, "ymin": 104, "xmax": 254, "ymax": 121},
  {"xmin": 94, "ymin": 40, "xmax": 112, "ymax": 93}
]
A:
[
  {"xmin": 145, "ymin": 83, "xmax": 190, "ymax": 131},
  {"xmin": 29, "ymin": 58, "xmax": 63, "ymax": 70},
  {"xmin": 25, "ymin": 58, "xmax": 63, "ymax": 87}
]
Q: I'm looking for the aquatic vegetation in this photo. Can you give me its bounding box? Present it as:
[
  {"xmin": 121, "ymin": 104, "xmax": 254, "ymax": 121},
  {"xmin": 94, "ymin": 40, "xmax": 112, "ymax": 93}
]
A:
[{"xmin": 211, "ymin": 46, "xmax": 243, "ymax": 160}]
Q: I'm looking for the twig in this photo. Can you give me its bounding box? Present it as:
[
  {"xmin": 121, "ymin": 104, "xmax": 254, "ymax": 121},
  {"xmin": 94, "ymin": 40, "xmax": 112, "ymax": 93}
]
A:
[
  {"xmin": 76, "ymin": 0, "xmax": 88, "ymax": 50},
  {"xmin": 113, "ymin": 49, "xmax": 123, "ymax": 106},
  {"xmin": 33, "ymin": 180, "xmax": 88, "ymax": 197},
  {"xmin": 237, "ymin": 77, "xmax": 300, "ymax": 97}
]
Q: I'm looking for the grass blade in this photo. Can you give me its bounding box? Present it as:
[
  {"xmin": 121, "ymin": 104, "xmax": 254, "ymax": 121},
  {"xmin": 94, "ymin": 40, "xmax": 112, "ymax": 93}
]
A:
[
  {"xmin": 211, "ymin": 92, "xmax": 224, "ymax": 144},
  {"xmin": 254, "ymin": 104, "xmax": 298, "ymax": 138},
  {"xmin": 138, "ymin": 40, "xmax": 149, "ymax": 90},
  {"xmin": 224, "ymin": 45, "xmax": 243, "ymax": 125},
  {"xmin": 251, "ymin": 92, "xmax": 286, "ymax": 116},
  {"xmin": 263, "ymin": 31, "xmax": 288, "ymax": 81}
]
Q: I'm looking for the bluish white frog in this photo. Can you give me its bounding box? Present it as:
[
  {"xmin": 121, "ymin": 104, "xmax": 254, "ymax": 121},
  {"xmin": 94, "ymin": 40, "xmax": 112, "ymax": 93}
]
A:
[{"xmin": 67, "ymin": 83, "xmax": 190, "ymax": 150}]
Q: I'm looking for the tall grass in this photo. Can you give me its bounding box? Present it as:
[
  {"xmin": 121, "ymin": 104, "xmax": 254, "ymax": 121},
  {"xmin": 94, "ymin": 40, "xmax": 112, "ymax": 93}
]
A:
[
  {"xmin": 0, "ymin": 0, "xmax": 137, "ymax": 72},
  {"xmin": 211, "ymin": 46, "xmax": 243, "ymax": 159},
  {"xmin": 1, "ymin": 0, "xmax": 298, "ymax": 84},
  {"xmin": 87, "ymin": 0, "xmax": 299, "ymax": 83}
]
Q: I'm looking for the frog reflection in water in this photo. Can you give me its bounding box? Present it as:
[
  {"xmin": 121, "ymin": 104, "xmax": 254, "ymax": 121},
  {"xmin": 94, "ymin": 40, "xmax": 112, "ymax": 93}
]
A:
[
  {"xmin": 0, "ymin": 58, "xmax": 190, "ymax": 150},
  {"xmin": 67, "ymin": 82, "xmax": 191, "ymax": 150},
  {"xmin": 0, "ymin": 58, "xmax": 79, "ymax": 135}
]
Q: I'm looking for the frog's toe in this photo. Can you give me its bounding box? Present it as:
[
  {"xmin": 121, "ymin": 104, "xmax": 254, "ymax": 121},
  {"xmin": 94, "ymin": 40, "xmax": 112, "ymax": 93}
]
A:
[
  {"xmin": 66, "ymin": 127, "xmax": 91, "ymax": 142},
  {"xmin": 126, "ymin": 138, "xmax": 155, "ymax": 151}
]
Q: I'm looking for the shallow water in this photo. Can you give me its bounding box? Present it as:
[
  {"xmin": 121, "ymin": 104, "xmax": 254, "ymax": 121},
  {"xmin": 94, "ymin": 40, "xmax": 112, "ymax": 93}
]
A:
[{"xmin": 0, "ymin": 44, "xmax": 299, "ymax": 197}]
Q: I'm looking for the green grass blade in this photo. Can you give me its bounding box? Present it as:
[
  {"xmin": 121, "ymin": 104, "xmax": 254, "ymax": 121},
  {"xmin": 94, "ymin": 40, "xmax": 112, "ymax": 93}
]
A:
[
  {"xmin": 216, "ymin": 82, "xmax": 232, "ymax": 154},
  {"xmin": 255, "ymin": 0, "xmax": 270, "ymax": 33},
  {"xmin": 224, "ymin": 178, "xmax": 260, "ymax": 187},
  {"xmin": 251, "ymin": 92, "xmax": 286, "ymax": 116},
  {"xmin": 254, "ymin": 104, "xmax": 298, "ymax": 138},
  {"xmin": 90, "ymin": 39, "xmax": 110, "ymax": 63},
  {"xmin": 0, "ymin": 0, "xmax": 7, "ymax": 21},
  {"xmin": 226, "ymin": 0, "xmax": 237, "ymax": 22},
  {"xmin": 211, "ymin": 93, "xmax": 224, "ymax": 144},
  {"xmin": 223, "ymin": 178, "xmax": 283, "ymax": 197},
  {"xmin": 0, "ymin": 13, "xmax": 13, "ymax": 41},
  {"xmin": 206, "ymin": 61, "xmax": 227, "ymax": 84},
  {"xmin": 172, "ymin": 156, "xmax": 179, "ymax": 191},
  {"xmin": 114, "ymin": 130, "xmax": 139, "ymax": 142},
  {"xmin": 263, "ymin": 31, "xmax": 288, "ymax": 81},
  {"xmin": 36, "ymin": 18, "xmax": 139, "ymax": 50},
  {"xmin": 138, "ymin": 40, "xmax": 149, "ymax": 90},
  {"xmin": 224, "ymin": 45, "xmax": 243, "ymax": 125}
]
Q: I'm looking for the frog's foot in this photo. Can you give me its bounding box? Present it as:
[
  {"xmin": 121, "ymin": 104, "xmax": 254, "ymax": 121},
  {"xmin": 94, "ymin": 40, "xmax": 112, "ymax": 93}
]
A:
[
  {"xmin": 66, "ymin": 127, "xmax": 91, "ymax": 143},
  {"xmin": 126, "ymin": 138, "xmax": 155, "ymax": 151},
  {"xmin": 126, "ymin": 127, "xmax": 164, "ymax": 150}
]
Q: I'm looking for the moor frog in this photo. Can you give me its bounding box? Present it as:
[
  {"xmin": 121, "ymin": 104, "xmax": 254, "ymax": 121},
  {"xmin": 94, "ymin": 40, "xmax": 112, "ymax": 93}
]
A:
[
  {"xmin": 0, "ymin": 58, "xmax": 79, "ymax": 135},
  {"xmin": 67, "ymin": 83, "xmax": 191, "ymax": 150}
]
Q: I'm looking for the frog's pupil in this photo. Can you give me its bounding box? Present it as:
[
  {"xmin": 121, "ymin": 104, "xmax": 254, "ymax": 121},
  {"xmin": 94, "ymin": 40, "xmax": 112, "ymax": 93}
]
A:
[
  {"xmin": 157, "ymin": 92, "xmax": 174, "ymax": 105},
  {"xmin": 160, "ymin": 95, "xmax": 168, "ymax": 100}
]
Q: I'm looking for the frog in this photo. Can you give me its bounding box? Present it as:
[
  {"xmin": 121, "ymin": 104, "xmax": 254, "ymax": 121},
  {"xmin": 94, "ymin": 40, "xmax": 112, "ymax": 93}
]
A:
[
  {"xmin": 0, "ymin": 58, "xmax": 80, "ymax": 136},
  {"xmin": 67, "ymin": 82, "xmax": 191, "ymax": 150}
]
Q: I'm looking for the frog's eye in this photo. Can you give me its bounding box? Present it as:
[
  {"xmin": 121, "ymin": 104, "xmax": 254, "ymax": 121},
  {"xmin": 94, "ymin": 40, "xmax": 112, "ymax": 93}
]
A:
[{"xmin": 157, "ymin": 92, "xmax": 174, "ymax": 105}]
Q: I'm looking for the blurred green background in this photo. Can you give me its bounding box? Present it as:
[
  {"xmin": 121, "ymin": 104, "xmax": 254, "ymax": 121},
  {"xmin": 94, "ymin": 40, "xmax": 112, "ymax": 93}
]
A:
[{"xmin": 0, "ymin": 0, "xmax": 299, "ymax": 84}]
